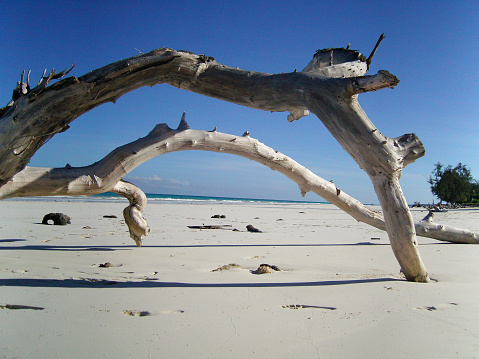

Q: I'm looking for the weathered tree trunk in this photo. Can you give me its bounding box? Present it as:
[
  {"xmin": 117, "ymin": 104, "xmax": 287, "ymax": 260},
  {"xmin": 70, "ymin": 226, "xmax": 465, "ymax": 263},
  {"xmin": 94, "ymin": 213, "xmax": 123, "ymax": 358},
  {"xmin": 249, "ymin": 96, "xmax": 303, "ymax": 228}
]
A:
[{"xmin": 0, "ymin": 37, "xmax": 433, "ymax": 280}]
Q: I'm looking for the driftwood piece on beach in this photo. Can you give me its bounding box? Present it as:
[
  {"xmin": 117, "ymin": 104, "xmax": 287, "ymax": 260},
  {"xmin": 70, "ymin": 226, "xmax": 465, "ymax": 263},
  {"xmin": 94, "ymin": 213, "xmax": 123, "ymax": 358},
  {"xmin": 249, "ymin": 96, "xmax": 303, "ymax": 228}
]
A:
[
  {"xmin": 422, "ymin": 211, "xmax": 435, "ymax": 223},
  {"xmin": 416, "ymin": 211, "xmax": 479, "ymax": 244},
  {"xmin": 0, "ymin": 36, "xmax": 465, "ymax": 281},
  {"xmin": 111, "ymin": 180, "xmax": 149, "ymax": 246},
  {"xmin": 1, "ymin": 118, "xmax": 477, "ymax": 247},
  {"xmin": 188, "ymin": 225, "xmax": 232, "ymax": 230}
]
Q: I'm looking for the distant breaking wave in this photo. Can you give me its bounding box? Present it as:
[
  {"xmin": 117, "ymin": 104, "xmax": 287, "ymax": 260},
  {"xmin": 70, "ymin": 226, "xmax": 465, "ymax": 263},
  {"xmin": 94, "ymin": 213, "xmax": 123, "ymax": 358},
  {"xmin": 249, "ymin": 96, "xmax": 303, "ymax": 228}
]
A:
[
  {"xmin": 5, "ymin": 192, "xmax": 326, "ymax": 204},
  {"xmin": 94, "ymin": 192, "xmax": 326, "ymax": 204}
]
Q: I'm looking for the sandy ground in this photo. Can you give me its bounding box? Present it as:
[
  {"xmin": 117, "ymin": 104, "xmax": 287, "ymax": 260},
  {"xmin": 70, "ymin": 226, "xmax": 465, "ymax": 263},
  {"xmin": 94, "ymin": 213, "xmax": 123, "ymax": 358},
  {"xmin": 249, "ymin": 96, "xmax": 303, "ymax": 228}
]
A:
[{"xmin": 1, "ymin": 199, "xmax": 479, "ymax": 358}]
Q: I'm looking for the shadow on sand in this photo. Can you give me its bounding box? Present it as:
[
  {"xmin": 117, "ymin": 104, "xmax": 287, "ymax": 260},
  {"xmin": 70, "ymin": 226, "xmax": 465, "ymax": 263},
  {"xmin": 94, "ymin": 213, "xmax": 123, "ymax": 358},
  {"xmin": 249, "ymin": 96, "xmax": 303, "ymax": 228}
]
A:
[
  {"xmin": 0, "ymin": 276, "xmax": 402, "ymax": 289},
  {"xmin": 0, "ymin": 241, "xmax": 398, "ymax": 252}
]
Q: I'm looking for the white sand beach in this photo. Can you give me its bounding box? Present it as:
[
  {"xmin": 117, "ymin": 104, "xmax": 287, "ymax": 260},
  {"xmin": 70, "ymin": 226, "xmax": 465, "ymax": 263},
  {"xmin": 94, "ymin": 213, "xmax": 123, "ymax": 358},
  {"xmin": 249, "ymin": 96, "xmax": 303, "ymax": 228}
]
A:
[{"xmin": 1, "ymin": 199, "xmax": 479, "ymax": 358}]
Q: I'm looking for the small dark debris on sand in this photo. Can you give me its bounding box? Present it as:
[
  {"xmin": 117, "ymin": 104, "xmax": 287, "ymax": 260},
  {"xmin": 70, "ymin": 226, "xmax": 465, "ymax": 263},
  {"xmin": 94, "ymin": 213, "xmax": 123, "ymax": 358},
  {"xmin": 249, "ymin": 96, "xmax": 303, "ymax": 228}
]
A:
[
  {"xmin": 122, "ymin": 310, "xmax": 151, "ymax": 317},
  {"xmin": 188, "ymin": 225, "xmax": 232, "ymax": 230},
  {"xmin": 282, "ymin": 304, "xmax": 336, "ymax": 310},
  {"xmin": 253, "ymin": 264, "xmax": 281, "ymax": 274},
  {"xmin": 42, "ymin": 213, "xmax": 71, "ymax": 225},
  {"xmin": 246, "ymin": 224, "xmax": 262, "ymax": 233},
  {"xmin": 99, "ymin": 262, "xmax": 113, "ymax": 268},
  {"xmin": 212, "ymin": 263, "xmax": 244, "ymax": 272},
  {"xmin": 103, "ymin": 215, "xmax": 118, "ymax": 218},
  {"xmin": 211, "ymin": 214, "xmax": 226, "ymax": 218},
  {"xmin": 83, "ymin": 226, "xmax": 92, "ymax": 229}
]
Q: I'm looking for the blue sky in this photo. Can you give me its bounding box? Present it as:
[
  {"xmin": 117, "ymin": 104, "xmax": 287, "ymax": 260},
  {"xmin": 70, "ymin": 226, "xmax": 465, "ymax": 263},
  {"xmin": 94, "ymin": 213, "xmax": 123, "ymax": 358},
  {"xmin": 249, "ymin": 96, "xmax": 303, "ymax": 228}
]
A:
[{"xmin": 1, "ymin": 1, "xmax": 478, "ymax": 204}]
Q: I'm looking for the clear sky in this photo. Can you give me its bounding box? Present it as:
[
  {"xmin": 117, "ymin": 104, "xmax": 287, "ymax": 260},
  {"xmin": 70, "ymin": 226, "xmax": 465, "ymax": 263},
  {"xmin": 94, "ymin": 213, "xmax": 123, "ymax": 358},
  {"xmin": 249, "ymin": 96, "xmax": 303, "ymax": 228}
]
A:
[{"xmin": 1, "ymin": 0, "xmax": 478, "ymax": 204}]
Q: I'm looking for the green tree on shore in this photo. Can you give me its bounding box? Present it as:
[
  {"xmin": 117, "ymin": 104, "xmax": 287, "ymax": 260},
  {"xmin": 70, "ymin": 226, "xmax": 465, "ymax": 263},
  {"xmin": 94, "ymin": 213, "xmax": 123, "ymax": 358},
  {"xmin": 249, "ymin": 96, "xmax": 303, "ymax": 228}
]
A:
[{"xmin": 428, "ymin": 163, "xmax": 477, "ymax": 204}]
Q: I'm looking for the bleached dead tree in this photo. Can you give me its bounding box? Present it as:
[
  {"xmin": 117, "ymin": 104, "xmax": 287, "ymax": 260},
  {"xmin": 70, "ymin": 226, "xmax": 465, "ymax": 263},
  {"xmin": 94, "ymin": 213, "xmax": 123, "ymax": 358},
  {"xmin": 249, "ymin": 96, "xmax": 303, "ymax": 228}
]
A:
[
  {"xmin": 2, "ymin": 35, "xmax": 471, "ymax": 281},
  {"xmin": 2, "ymin": 115, "xmax": 476, "ymax": 247}
]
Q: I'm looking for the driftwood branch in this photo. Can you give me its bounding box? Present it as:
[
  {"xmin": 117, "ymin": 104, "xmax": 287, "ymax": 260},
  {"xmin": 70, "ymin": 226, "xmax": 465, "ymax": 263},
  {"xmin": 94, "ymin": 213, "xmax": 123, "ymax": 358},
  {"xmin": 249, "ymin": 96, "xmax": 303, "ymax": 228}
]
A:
[
  {"xmin": 416, "ymin": 212, "xmax": 478, "ymax": 244},
  {"xmin": 0, "ymin": 46, "xmax": 397, "ymax": 187},
  {"xmin": 0, "ymin": 41, "xmax": 432, "ymax": 281},
  {"xmin": 366, "ymin": 33, "xmax": 386, "ymax": 68},
  {"xmin": 111, "ymin": 180, "xmax": 149, "ymax": 247},
  {"xmin": 1, "ymin": 117, "xmax": 476, "ymax": 246}
]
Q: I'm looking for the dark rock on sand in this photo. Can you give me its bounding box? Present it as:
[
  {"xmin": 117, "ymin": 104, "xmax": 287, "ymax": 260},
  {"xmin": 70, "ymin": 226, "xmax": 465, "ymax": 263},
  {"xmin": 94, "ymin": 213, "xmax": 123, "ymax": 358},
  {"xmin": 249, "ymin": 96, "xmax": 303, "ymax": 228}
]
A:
[
  {"xmin": 246, "ymin": 224, "xmax": 262, "ymax": 233},
  {"xmin": 42, "ymin": 213, "xmax": 71, "ymax": 225}
]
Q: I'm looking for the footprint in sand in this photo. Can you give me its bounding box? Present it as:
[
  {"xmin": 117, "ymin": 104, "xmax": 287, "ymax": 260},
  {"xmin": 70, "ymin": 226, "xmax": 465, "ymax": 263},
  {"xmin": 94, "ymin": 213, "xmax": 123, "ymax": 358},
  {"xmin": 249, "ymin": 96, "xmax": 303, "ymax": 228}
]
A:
[
  {"xmin": 159, "ymin": 310, "xmax": 185, "ymax": 314},
  {"xmin": 282, "ymin": 304, "xmax": 336, "ymax": 311},
  {"xmin": 211, "ymin": 264, "xmax": 244, "ymax": 272},
  {"xmin": 122, "ymin": 309, "xmax": 184, "ymax": 316},
  {"xmin": 122, "ymin": 310, "xmax": 152, "ymax": 317},
  {"xmin": 11, "ymin": 269, "xmax": 28, "ymax": 274},
  {"xmin": 414, "ymin": 303, "xmax": 458, "ymax": 311}
]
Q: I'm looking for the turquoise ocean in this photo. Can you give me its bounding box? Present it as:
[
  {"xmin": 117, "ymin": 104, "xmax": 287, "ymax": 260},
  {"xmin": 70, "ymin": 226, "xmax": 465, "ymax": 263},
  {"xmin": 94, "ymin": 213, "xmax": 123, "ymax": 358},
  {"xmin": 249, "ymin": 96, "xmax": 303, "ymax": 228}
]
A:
[
  {"xmin": 94, "ymin": 192, "xmax": 326, "ymax": 204},
  {"xmin": 8, "ymin": 192, "xmax": 325, "ymax": 205}
]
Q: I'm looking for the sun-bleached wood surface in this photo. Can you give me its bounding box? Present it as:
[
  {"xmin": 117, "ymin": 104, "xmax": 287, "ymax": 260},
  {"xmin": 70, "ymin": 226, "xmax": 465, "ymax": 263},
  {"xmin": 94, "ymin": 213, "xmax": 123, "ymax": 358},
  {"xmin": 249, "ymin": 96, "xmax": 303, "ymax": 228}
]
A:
[{"xmin": 2, "ymin": 117, "xmax": 476, "ymax": 248}]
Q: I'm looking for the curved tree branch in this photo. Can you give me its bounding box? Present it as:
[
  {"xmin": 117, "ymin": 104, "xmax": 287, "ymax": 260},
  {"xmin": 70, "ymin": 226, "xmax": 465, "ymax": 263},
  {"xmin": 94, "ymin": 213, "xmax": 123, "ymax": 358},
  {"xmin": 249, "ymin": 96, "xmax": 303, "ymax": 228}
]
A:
[
  {"xmin": 1, "ymin": 116, "xmax": 476, "ymax": 247},
  {"xmin": 0, "ymin": 46, "xmax": 402, "ymax": 187}
]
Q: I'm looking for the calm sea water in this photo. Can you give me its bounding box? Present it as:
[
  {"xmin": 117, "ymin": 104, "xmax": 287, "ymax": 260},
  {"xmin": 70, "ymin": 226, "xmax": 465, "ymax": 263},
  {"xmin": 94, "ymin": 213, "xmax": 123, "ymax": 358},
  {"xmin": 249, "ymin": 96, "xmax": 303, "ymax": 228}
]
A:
[
  {"xmin": 7, "ymin": 192, "xmax": 325, "ymax": 205},
  {"xmin": 94, "ymin": 192, "xmax": 325, "ymax": 204}
]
